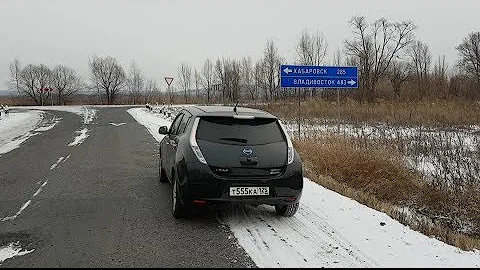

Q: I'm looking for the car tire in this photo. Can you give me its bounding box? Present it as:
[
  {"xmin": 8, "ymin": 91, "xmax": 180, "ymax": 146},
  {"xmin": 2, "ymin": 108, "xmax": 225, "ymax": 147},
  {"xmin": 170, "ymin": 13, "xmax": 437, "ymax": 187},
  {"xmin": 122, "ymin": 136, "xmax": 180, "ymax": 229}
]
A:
[
  {"xmin": 172, "ymin": 173, "xmax": 187, "ymax": 218},
  {"xmin": 159, "ymin": 156, "xmax": 168, "ymax": 183},
  {"xmin": 275, "ymin": 202, "xmax": 299, "ymax": 217}
]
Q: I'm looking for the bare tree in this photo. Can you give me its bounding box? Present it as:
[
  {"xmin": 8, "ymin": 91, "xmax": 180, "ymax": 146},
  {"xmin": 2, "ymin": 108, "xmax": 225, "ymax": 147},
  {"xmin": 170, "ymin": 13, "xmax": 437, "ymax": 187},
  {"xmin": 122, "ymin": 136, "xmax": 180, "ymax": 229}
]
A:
[
  {"xmin": 241, "ymin": 56, "xmax": 255, "ymax": 101},
  {"xmin": 51, "ymin": 65, "xmax": 82, "ymax": 105},
  {"xmin": 456, "ymin": 31, "xmax": 480, "ymax": 85},
  {"xmin": 202, "ymin": 59, "xmax": 214, "ymax": 104},
  {"xmin": 332, "ymin": 47, "xmax": 342, "ymax": 66},
  {"xmin": 344, "ymin": 16, "xmax": 415, "ymax": 101},
  {"xmin": 432, "ymin": 55, "xmax": 449, "ymax": 98},
  {"xmin": 34, "ymin": 64, "xmax": 52, "ymax": 106},
  {"xmin": 126, "ymin": 61, "xmax": 145, "ymax": 105},
  {"xmin": 433, "ymin": 55, "xmax": 448, "ymax": 79},
  {"xmin": 254, "ymin": 59, "xmax": 267, "ymax": 101},
  {"xmin": 387, "ymin": 60, "xmax": 410, "ymax": 98},
  {"xmin": 225, "ymin": 59, "xmax": 241, "ymax": 102},
  {"xmin": 296, "ymin": 29, "xmax": 328, "ymax": 65},
  {"xmin": 215, "ymin": 58, "xmax": 225, "ymax": 101},
  {"xmin": 8, "ymin": 59, "xmax": 22, "ymax": 93},
  {"xmin": 17, "ymin": 64, "xmax": 40, "ymax": 105},
  {"xmin": 178, "ymin": 62, "xmax": 192, "ymax": 103},
  {"xmin": 408, "ymin": 40, "xmax": 431, "ymax": 91},
  {"xmin": 194, "ymin": 68, "xmax": 201, "ymax": 101},
  {"xmin": 144, "ymin": 79, "xmax": 158, "ymax": 103},
  {"xmin": 89, "ymin": 56, "xmax": 126, "ymax": 104},
  {"xmin": 263, "ymin": 40, "xmax": 281, "ymax": 101}
]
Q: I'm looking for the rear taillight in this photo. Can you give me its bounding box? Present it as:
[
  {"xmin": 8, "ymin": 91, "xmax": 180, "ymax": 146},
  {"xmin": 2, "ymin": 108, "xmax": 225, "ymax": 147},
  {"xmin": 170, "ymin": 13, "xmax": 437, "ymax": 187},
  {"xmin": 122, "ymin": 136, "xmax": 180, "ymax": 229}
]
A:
[
  {"xmin": 279, "ymin": 120, "xmax": 294, "ymax": 165},
  {"xmin": 190, "ymin": 117, "xmax": 207, "ymax": 165}
]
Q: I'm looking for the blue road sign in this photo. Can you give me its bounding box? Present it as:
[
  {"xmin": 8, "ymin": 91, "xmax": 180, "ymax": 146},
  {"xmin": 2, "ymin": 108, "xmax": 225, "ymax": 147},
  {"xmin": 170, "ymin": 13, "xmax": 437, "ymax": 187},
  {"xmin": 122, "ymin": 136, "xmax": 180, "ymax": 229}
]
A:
[{"xmin": 280, "ymin": 65, "xmax": 358, "ymax": 88}]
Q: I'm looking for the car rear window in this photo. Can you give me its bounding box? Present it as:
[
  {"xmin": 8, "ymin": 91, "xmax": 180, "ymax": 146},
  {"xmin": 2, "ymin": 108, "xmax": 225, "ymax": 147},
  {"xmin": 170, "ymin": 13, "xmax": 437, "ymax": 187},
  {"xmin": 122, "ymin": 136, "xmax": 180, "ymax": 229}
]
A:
[{"xmin": 196, "ymin": 116, "xmax": 285, "ymax": 145}]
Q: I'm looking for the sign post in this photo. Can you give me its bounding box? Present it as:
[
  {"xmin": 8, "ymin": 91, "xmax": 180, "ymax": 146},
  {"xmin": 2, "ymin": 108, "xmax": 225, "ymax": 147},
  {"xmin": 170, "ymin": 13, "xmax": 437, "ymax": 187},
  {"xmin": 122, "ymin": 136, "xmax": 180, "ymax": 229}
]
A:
[
  {"xmin": 50, "ymin": 88, "xmax": 54, "ymax": 106},
  {"xmin": 164, "ymin": 77, "xmax": 174, "ymax": 105},
  {"xmin": 280, "ymin": 65, "xmax": 358, "ymax": 138}
]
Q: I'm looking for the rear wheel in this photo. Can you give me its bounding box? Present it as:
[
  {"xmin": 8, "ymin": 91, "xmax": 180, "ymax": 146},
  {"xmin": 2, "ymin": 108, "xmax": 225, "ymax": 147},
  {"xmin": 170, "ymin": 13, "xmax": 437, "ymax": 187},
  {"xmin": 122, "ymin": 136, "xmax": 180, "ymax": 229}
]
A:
[
  {"xmin": 275, "ymin": 202, "xmax": 299, "ymax": 217},
  {"xmin": 172, "ymin": 173, "xmax": 187, "ymax": 218},
  {"xmin": 158, "ymin": 155, "xmax": 168, "ymax": 183}
]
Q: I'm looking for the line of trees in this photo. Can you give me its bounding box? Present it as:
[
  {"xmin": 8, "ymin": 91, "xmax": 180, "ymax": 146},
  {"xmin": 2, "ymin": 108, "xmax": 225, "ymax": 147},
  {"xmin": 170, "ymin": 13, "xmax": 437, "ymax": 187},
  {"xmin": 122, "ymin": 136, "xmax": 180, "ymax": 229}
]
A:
[
  {"xmin": 8, "ymin": 60, "xmax": 83, "ymax": 105},
  {"xmin": 7, "ymin": 16, "xmax": 480, "ymax": 105},
  {"xmin": 8, "ymin": 56, "xmax": 161, "ymax": 105},
  {"xmin": 175, "ymin": 16, "xmax": 480, "ymax": 103}
]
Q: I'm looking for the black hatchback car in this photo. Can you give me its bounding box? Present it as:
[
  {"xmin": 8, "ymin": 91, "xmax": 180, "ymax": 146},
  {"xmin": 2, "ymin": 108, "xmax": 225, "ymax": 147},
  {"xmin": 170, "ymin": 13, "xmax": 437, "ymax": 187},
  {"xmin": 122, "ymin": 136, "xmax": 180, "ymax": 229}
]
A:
[{"xmin": 158, "ymin": 105, "xmax": 303, "ymax": 218}]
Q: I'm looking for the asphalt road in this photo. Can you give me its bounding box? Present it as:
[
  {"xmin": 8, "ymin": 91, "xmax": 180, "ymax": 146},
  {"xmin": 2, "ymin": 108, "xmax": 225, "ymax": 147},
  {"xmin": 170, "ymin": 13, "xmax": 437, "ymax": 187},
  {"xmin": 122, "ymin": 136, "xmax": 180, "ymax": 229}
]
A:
[{"xmin": 0, "ymin": 107, "xmax": 254, "ymax": 267}]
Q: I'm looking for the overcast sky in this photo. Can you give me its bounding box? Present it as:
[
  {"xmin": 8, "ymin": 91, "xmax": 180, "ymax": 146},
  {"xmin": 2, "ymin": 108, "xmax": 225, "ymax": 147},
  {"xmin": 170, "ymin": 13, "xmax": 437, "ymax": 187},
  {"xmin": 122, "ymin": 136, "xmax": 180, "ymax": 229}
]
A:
[{"xmin": 1, "ymin": 0, "xmax": 479, "ymax": 91}]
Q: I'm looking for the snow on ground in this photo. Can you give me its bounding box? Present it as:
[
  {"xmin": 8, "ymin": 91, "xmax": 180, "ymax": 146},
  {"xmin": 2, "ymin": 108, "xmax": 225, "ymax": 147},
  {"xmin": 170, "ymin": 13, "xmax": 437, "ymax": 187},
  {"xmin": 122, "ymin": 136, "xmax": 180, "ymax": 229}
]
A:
[
  {"xmin": 284, "ymin": 119, "xmax": 480, "ymax": 189},
  {"xmin": 1, "ymin": 106, "xmax": 98, "ymax": 154},
  {"xmin": 11, "ymin": 106, "xmax": 97, "ymax": 125},
  {"xmin": 0, "ymin": 111, "xmax": 43, "ymax": 156},
  {"xmin": 0, "ymin": 242, "xmax": 34, "ymax": 265},
  {"xmin": 127, "ymin": 107, "xmax": 175, "ymax": 142},
  {"xmin": 68, "ymin": 128, "xmax": 89, "ymax": 146},
  {"xmin": 34, "ymin": 116, "xmax": 61, "ymax": 132},
  {"xmin": 129, "ymin": 107, "xmax": 480, "ymax": 268}
]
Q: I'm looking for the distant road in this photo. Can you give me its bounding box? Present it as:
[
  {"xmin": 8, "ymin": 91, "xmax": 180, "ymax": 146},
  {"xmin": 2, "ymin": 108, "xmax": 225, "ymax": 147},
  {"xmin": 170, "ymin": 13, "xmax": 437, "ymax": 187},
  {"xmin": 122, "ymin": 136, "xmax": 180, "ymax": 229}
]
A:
[{"xmin": 0, "ymin": 107, "xmax": 253, "ymax": 267}]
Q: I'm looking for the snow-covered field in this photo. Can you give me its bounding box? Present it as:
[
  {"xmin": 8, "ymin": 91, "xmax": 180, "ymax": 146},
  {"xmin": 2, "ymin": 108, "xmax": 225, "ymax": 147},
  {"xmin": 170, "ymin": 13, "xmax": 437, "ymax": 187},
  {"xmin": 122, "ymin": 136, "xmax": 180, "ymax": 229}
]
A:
[
  {"xmin": 128, "ymin": 107, "xmax": 480, "ymax": 268},
  {"xmin": 284, "ymin": 119, "xmax": 480, "ymax": 188}
]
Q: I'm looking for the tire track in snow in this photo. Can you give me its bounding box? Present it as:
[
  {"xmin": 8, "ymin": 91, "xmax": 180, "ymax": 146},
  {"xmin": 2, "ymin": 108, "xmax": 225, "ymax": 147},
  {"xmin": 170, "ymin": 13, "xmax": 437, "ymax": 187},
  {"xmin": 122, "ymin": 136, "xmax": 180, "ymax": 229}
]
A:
[{"xmin": 215, "ymin": 197, "xmax": 376, "ymax": 268}]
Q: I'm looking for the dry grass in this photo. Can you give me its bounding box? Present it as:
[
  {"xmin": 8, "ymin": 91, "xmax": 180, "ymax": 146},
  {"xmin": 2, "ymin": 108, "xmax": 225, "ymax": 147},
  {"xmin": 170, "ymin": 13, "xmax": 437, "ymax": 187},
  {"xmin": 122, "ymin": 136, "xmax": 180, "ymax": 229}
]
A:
[
  {"xmin": 255, "ymin": 98, "xmax": 480, "ymax": 127},
  {"xmin": 295, "ymin": 135, "xmax": 480, "ymax": 251}
]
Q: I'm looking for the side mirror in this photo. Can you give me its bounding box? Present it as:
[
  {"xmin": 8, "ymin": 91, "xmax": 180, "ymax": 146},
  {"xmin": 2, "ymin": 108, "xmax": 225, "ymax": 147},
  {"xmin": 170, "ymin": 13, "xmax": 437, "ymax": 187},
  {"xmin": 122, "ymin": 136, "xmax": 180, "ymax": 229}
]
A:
[{"xmin": 158, "ymin": 126, "xmax": 168, "ymax": 135}]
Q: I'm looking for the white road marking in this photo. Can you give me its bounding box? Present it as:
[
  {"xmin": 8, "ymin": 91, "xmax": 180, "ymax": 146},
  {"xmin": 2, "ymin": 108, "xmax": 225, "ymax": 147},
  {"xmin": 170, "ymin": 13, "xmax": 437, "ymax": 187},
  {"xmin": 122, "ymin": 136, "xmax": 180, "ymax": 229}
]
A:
[
  {"xmin": 33, "ymin": 180, "xmax": 48, "ymax": 197},
  {"xmin": 109, "ymin": 122, "xmax": 126, "ymax": 127},
  {"xmin": 1, "ymin": 179, "xmax": 49, "ymax": 222},
  {"xmin": 1, "ymin": 200, "xmax": 31, "ymax": 222},
  {"xmin": 50, "ymin": 157, "xmax": 64, "ymax": 170}
]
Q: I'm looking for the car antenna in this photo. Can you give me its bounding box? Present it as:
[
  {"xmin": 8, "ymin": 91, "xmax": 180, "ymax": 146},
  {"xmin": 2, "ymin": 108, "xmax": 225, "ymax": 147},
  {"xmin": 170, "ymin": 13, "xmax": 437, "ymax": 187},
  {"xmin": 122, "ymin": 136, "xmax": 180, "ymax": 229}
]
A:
[{"xmin": 233, "ymin": 101, "xmax": 239, "ymax": 114}]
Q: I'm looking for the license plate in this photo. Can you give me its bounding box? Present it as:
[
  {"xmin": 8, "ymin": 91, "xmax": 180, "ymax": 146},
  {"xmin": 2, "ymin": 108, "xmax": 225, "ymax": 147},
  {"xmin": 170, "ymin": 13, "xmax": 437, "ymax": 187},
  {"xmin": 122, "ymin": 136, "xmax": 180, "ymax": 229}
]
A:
[{"xmin": 229, "ymin": 187, "xmax": 269, "ymax": 196}]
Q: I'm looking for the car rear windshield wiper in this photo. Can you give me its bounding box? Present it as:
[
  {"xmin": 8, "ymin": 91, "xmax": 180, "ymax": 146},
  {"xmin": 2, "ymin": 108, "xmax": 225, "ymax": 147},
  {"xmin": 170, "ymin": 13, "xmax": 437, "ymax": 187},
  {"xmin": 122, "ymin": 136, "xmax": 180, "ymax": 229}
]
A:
[{"xmin": 220, "ymin": 137, "xmax": 248, "ymax": 143}]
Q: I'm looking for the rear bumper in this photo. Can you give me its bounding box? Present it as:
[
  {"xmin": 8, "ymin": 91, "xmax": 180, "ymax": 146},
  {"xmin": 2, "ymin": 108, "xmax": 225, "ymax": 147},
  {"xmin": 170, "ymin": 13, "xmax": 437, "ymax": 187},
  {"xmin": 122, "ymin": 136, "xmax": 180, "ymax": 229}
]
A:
[{"xmin": 178, "ymin": 160, "xmax": 303, "ymax": 206}]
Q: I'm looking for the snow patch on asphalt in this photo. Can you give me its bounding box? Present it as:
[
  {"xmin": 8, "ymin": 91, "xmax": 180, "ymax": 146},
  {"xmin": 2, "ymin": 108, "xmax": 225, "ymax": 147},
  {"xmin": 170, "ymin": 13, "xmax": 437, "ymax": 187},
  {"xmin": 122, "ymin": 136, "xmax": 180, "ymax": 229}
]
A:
[
  {"xmin": 34, "ymin": 116, "xmax": 62, "ymax": 132},
  {"xmin": 0, "ymin": 242, "xmax": 34, "ymax": 265},
  {"xmin": 82, "ymin": 107, "xmax": 96, "ymax": 124},
  {"xmin": 128, "ymin": 106, "xmax": 480, "ymax": 268},
  {"xmin": 68, "ymin": 128, "xmax": 89, "ymax": 146},
  {"xmin": 11, "ymin": 106, "xmax": 97, "ymax": 124},
  {"xmin": 0, "ymin": 111, "xmax": 43, "ymax": 156}
]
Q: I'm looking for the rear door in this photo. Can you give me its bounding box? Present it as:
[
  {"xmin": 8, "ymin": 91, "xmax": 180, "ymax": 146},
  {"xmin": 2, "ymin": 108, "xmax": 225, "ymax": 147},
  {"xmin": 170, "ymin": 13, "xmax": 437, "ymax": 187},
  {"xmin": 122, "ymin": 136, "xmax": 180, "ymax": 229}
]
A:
[{"xmin": 195, "ymin": 116, "xmax": 287, "ymax": 178}]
